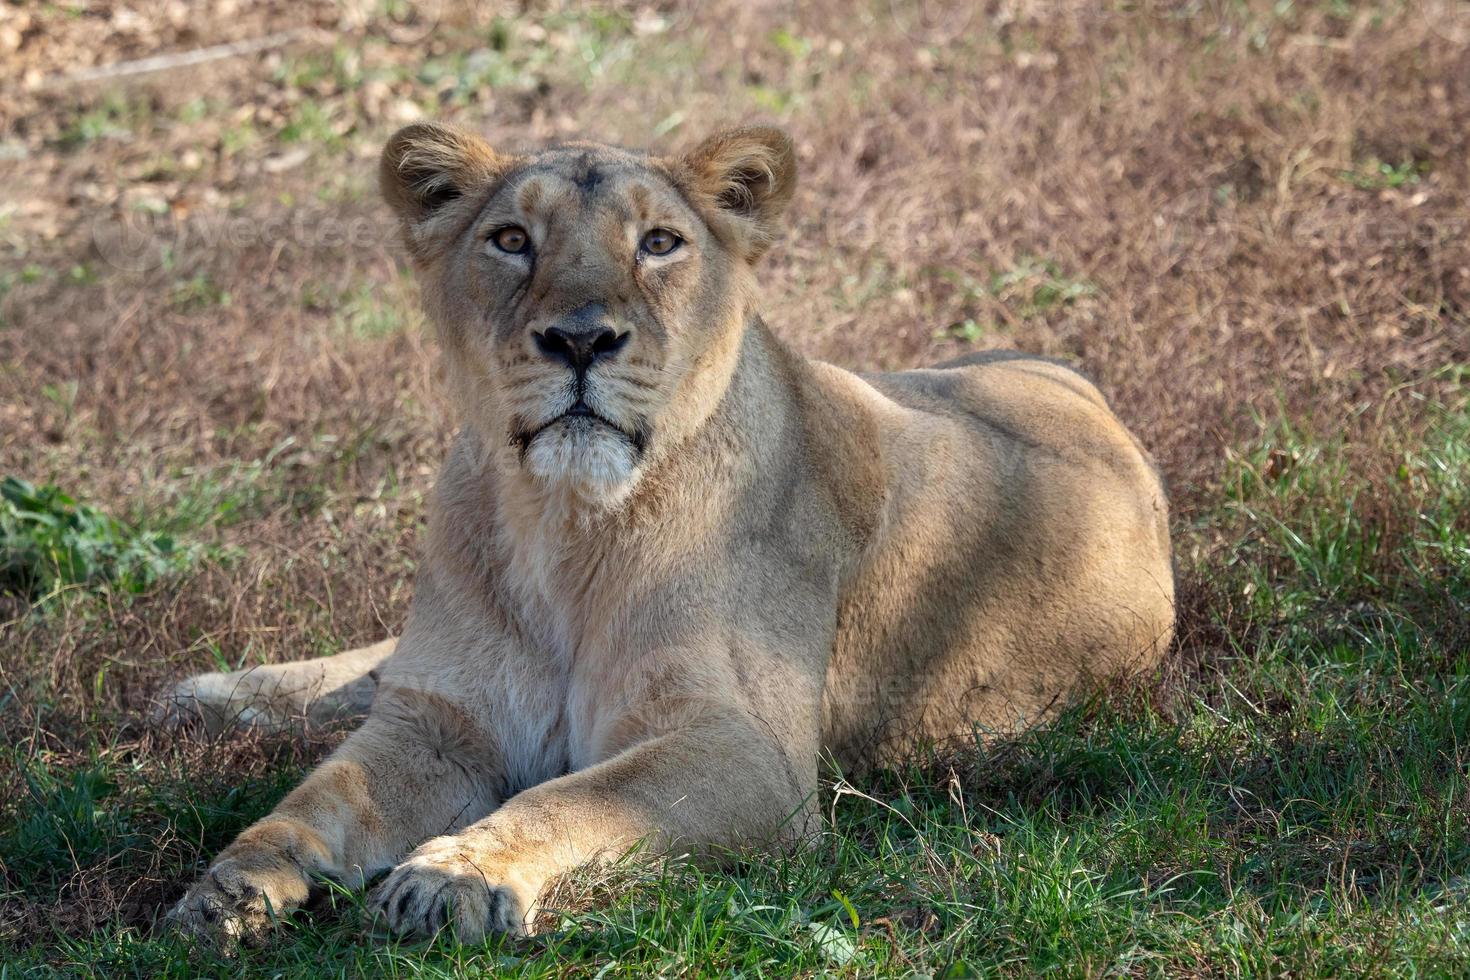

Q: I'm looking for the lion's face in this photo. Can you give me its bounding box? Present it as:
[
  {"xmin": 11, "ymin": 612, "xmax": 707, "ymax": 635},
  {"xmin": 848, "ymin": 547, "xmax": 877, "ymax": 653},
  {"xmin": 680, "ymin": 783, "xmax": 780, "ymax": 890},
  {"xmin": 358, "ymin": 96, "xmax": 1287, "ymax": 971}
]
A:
[
  {"xmin": 381, "ymin": 124, "xmax": 796, "ymax": 505},
  {"xmin": 436, "ymin": 145, "xmax": 734, "ymax": 496}
]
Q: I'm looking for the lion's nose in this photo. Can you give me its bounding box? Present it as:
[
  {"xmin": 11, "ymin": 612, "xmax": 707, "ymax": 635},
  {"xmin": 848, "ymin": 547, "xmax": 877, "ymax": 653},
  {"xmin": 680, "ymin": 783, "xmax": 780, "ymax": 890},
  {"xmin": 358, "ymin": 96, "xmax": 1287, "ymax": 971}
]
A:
[
  {"xmin": 534, "ymin": 324, "xmax": 626, "ymax": 374},
  {"xmin": 532, "ymin": 305, "xmax": 629, "ymax": 375}
]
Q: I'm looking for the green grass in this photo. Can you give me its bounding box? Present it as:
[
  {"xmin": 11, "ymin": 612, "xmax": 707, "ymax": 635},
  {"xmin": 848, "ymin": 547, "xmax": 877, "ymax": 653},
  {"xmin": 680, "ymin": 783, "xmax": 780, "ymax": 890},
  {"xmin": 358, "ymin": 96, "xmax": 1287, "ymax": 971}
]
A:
[
  {"xmin": 167, "ymin": 274, "xmax": 231, "ymax": 312},
  {"xmin": 3, "ymin": 388, "xmax": 1468, "ymax": 975},
  {"xmin": 54, "ymin": 95, "xmax": 152, "ymax": 150},
  {"xmin": 279, "ymin": 102, "xmax": 344, "ymax": 149},
  {"xmin": 1336, "ymin": 158, "xmax": 1428, "ymax": 191},
  {"xmin": 0, "ymin": 477, "xmax": 205, "ymax": 602},
  {"xmin": 934, "ymin": 257, "xmax": 1096, "ymax": 343},
  {"xmin": 324, "ymin": 277, "xmax": 423, "ymax": 341}
]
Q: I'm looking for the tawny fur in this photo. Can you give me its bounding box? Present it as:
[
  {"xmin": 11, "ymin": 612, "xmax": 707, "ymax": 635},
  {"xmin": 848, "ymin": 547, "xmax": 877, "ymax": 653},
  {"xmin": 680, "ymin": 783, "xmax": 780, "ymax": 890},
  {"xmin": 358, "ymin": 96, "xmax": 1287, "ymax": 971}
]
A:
[{"xmin": 161, "ymin": 123, "xmax": 1174, "ymax": 946}]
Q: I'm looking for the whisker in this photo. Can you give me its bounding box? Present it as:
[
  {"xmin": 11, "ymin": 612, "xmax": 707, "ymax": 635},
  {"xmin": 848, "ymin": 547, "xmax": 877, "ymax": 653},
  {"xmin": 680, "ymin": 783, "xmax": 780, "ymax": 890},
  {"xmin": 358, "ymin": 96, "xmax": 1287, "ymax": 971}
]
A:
[{"xmin": 607, "ymin": 375, "xmax": 663, "ymax": 392}]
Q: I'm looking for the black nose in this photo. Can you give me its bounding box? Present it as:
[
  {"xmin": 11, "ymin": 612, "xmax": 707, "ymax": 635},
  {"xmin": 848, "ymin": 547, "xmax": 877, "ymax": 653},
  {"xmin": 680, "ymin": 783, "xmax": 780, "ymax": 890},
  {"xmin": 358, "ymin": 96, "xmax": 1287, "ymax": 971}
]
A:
[{"xmin": 533, "ymin": 323, "xmax": 627, "ymax": 374}]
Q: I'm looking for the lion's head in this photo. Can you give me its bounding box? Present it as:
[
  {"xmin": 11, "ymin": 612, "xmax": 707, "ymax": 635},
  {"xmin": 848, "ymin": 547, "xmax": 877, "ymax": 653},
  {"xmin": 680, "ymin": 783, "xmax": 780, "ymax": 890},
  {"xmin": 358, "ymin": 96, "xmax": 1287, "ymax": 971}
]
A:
[{"xmin": 380, "ymin": 122, "xmax": 796, "ymax": 507}]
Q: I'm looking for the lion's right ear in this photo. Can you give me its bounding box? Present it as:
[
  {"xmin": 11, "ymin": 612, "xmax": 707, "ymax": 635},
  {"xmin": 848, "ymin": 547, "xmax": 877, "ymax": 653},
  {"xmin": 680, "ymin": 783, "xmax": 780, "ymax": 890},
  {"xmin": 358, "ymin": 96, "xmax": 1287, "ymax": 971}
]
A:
[{"xmin": 380, "ymin": 122, "xmax": 509, "ymax": 228}]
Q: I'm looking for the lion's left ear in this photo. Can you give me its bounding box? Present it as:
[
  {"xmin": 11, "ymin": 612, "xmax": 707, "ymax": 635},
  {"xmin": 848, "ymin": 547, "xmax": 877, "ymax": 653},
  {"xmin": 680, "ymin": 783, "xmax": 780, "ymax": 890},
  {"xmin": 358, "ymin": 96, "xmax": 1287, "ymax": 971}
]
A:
[{"xmin": 677, "ymin": 126, "xmax": 797, "ymax": 262}]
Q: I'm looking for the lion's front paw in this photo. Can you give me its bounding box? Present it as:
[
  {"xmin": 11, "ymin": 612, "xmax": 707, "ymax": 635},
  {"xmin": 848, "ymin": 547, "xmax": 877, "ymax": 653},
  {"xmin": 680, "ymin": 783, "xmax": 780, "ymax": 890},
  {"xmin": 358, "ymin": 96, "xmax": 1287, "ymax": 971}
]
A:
[
  {"xmin": 367, "ymin": 838, "xmax": 531, "ymax": 942},
  {"xmin": 166, "ymin": 844, "xmax": 313, "ymax": 948}
]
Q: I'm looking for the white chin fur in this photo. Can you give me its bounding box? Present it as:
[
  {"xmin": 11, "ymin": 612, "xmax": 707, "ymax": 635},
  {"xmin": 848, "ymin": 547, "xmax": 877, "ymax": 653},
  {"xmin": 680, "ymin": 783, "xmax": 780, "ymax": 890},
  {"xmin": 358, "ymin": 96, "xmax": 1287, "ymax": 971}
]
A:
[{"xmin": 524, "ymin": 418, "xmax": 640, "ymax": 506}]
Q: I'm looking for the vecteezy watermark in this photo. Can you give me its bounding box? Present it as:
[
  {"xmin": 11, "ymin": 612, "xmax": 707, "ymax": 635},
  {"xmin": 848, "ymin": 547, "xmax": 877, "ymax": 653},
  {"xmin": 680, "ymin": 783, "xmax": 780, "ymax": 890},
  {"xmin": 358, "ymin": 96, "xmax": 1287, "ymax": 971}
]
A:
[
  {"xmin": 888, "ymin": 0, "xmax": 977, "ymax": 44},
  {"xmin": 628, "ymin": 0, "xmax": 699, "ymax": 37},
  {"xmin": 1285, "ymin": 205, "xmax": 1469, "ymax": 256},
  {"xmin": 1423, "ymin": 0, "xmax": 1470, "ymax": 44},
  {"xmin": 90, "ymin": 208, "xmax": 397, "ymax": 274},
  {"xmin": 342, "ymin": 0, "xmax": 450, "ymax": 45},
  {"xmin": 887, "ymin": 0, "xmax": 1246, "ymax": 48},
  {"xmin": 1152, "ymin": 176, "xmax": 1240, "ymax": 274},
  {"xmin": 90, "ymin": 208, "xmax": 187, "ymax": 274}
]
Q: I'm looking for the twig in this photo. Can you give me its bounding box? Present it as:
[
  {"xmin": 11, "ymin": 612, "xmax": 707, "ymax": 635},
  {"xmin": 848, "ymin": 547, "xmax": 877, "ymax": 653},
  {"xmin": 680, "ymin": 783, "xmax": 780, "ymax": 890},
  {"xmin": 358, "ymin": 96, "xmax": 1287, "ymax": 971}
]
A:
[{"xmin": 49, "ymin": 28, "xmax": 316, "ymax": 87}]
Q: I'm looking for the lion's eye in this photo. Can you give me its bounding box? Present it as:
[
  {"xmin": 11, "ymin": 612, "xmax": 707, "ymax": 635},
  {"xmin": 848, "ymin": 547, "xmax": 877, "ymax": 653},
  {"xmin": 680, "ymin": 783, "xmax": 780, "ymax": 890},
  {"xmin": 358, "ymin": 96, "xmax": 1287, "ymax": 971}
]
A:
[
  {"xmin": 490, "ymin": 226, "xmax": 529, "ymax": 254},
  {"xmin": 640, "ymin": 228, "xmax": 681, "ymax": 256}
]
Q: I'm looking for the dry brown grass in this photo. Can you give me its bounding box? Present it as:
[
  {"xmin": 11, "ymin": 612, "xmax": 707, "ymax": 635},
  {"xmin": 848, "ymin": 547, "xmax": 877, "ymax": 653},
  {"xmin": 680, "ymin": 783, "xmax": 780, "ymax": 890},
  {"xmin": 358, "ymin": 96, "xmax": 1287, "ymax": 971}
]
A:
[{"xmin": 1, "ymin": 0, "xmax": 1468, "ymax": 960}]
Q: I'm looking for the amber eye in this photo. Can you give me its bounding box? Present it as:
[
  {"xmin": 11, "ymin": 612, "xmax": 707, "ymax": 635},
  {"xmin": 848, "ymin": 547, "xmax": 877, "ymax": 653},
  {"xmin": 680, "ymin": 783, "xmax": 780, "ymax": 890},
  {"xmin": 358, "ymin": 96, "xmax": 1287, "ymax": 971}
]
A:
[
  {"xmin": 640, "ymin": 228, "xmax": 681, "ymax": 256},
  {"xmin": 490, "ymin": 226, "xmax": 529, "ymax": 254}
]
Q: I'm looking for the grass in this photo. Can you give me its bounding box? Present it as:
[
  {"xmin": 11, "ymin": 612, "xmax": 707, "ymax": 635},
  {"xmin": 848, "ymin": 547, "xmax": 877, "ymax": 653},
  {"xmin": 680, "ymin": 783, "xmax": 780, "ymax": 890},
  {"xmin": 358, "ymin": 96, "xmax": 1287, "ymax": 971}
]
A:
[
  {"xmin": 1336, "ymin": 158, "xmax": 1428, "ymax": 191},
  {"xmin": 2, "ymin": 389, "xmax": 1467, "ymax": 975},
  {"xmin": 934, "ymin": 258, "xmax": 1096, "ymax": 343},
  {"xmin": 318, "ymin": 275, "xmax": 424, "ymax": 341},
  {"xmin": 54, "ymin": 96, "xmax": 150, "ymax": 150},
  {"xmin": 0, "ymin": 477, "xmax": 205, "ymax": 602},
  {"xmin": 166, "ymin": 275, "xmax": 230, "ymax": 313},
  {"xmin": 3, "ymin": 0, "xmax": 1470, "ymax": 974}
]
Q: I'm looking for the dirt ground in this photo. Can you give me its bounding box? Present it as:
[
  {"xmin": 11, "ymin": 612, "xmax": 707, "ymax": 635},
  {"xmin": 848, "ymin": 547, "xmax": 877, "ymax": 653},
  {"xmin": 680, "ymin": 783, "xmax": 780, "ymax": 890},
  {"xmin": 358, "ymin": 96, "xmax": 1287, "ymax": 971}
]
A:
[{"xmin": 2, "ymin": 0, "xmax": 1468, "ymax": 961}]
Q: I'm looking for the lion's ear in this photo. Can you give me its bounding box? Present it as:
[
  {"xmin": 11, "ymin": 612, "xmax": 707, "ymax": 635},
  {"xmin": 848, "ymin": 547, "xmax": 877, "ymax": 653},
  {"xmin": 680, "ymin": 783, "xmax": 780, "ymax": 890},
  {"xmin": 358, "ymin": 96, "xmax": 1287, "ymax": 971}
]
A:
[
  {"xmin": 380, "ymin": 121, "xmax": 509, "ymax": 227},
  {"xmin": 678, "ymin": 126, "xmax": 797, "ymax": 262}
]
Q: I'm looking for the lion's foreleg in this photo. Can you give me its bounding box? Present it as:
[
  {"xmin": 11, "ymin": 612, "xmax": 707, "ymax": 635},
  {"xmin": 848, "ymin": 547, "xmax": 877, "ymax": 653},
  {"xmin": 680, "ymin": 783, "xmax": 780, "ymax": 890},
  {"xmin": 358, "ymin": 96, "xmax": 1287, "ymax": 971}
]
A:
[
  {"xmin": 166, "ymin": 684, "xmax": 500, "ymax": 945},
  {"xmin": 367, "ymin": 701, "xmax": 816, "ymax": 941}
]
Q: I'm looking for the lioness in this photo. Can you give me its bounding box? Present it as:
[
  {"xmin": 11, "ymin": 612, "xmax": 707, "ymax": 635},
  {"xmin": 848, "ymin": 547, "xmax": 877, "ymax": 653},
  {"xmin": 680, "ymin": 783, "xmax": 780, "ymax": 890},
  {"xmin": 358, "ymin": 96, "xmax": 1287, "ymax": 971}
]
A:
[{"xmin": 163, "ymin": 123, "xmax": 1174, "ymax": 944}]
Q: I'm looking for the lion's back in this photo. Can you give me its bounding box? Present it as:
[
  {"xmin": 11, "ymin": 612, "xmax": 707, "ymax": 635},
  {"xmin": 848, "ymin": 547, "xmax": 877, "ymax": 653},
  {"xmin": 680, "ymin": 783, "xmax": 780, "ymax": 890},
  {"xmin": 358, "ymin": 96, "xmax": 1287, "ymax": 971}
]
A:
[{"xmin": 817, "ymin": 351, "xmax": 1174, "ymax": 768}]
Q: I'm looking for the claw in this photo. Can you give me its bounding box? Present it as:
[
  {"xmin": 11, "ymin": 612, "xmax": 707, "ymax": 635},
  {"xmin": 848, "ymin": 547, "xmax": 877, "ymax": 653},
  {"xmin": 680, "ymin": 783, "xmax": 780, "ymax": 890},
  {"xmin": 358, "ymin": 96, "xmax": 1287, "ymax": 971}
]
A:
[{"xmin": 365, "ymin": 847, "xmax": 530, "ymax": 943}]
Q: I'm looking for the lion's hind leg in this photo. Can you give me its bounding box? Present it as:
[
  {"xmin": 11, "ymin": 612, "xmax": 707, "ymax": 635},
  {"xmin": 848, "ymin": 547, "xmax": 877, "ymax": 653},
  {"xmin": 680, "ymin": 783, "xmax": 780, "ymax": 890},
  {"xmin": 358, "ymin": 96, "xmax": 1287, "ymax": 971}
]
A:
[{"xmin": 153, "ymin": 638, "xmax": 397, "ymax": 735}]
